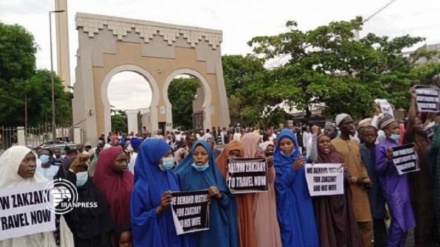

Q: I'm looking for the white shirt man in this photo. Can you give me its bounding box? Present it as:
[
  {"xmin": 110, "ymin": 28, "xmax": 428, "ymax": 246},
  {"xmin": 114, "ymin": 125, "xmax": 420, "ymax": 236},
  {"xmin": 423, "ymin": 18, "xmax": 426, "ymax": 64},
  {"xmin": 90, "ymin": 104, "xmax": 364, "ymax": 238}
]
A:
[
  {"xmin": 302, "ymin": 129, "xmax": 312, "ymax": 156},
  {"xmin": 269, "ymin": 133, "xmax": 277, "ymax": 142},
  {"xmin": 233, "ymin": 132, "xmax": 242, "ymax": 141},
  {"xmin": 129, "ymin": 152, "xmax": 138, "ymax": 174},
  {"xmin": 203, "ymin": 132, "xmax": 213, "ymax": 141}
]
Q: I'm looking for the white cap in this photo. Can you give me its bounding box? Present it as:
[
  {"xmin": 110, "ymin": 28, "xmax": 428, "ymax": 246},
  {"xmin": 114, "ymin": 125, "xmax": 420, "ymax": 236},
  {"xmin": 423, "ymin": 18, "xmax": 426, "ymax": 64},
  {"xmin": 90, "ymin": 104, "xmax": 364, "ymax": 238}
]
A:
[{"xmin": 335, "ymin": 113, "xmax": 350, "ymax": 126}]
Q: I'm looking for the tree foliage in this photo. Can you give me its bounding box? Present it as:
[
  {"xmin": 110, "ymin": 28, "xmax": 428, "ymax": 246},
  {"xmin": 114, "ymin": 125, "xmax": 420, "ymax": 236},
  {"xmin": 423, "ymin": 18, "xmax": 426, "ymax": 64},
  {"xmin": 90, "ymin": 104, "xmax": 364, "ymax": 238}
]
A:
[
  {"xmin": 0, "ymin": 22, "xmax": 71, "ymax": 127},
  {"xmin": 25, "ymin": 70, "xmax": 72, "ymax": 126},
  {"xmin": 168, "ymin": 77, "xmax": 200, "ymax": 130},
  {"xmin": 222, "ymin": 55, "xmax": 283, "ymax": 127},
  {"xmin": 111, "ymin": 109, "xmax": 127, "ymax": 133},
  {"xmin": 411, "ymin": 63, "xmax": 440, "ymax": 86},
  {"xmin": 248, "ymin": 17, "xmax": 425, "ymax": 119},
  {"xmin": 0, "ymin": 22, "xmax": 36, "ymax": 81}
]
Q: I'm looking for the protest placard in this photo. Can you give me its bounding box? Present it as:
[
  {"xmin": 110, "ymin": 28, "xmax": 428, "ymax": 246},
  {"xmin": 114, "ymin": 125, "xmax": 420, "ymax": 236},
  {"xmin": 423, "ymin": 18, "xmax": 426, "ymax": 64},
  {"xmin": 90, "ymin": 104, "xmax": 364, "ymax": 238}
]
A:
[
  {"xmin": 375, "ymin": 99, "xmax": 394, "ymax": 117},
  {"xmin": 392, "ymin": 144, "xmax": 420, "ymax": 175},
  {"xmin": 0, "ymin": 182, "xmax": 55, "ymax": 241},
  {"xmin": 415, "ymin": 85, "xmax": 440, "ymax": 112},
  {"xmin": 424, "ymin": 122, "xmax": 436, "ymax": 138},
  {"xmin": 170, "ymin": 190, "xmax": 209, "ymax": 235},
  {"xmin": 226, "ymin": 158, "xmax": 268, "ymax": 194},
  {"xmin": 305, "ymin": 163, "xmax": 344, "ymax": 196}
]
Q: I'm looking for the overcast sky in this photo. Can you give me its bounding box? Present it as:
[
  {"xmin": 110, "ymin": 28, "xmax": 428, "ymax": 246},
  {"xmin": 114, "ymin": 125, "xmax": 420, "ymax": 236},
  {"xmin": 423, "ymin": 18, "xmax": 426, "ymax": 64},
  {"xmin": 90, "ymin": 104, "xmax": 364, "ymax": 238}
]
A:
[{"xmin": 1, "ymin": 0, "xmax": 439, "ymax": 110}]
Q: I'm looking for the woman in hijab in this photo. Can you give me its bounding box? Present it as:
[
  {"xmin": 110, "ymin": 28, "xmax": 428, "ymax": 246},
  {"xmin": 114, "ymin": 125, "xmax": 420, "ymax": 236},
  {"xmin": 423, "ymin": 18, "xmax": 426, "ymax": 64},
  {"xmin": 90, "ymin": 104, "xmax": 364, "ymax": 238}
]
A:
[
  {"xmin": 61, "ymin": 154, "xmax": 113, "ymax": 247},
  {"xmin": 308, "ymin": 134, "xmax": 362, "ymax": 247},
  {"xmin": 273, "ymin": 129, "xmax": 319, "ymax": 247},
  {"xmin": 260, "ymin": 135, "xmax": 274, "ymax": 153},
  {"xmin": 131, "ymin": 139, "xmax": 194, "ymax": 247},
  {"xmin": 241, "ymin": 133, "xmax": 282, "ymax": 247},
  {"xmin": 0, "ymin": 146, "xmax": 57, "ymax": 246},
  {"xmin": 175, "ymin": 140, "xmax": 238, "ymax": 247},
  {"xmin": 324, "ymin": 124, "xmax": 338, "ymax": 140},
  {"xmin": 216, "ymin": 140, "xmax": 257, "ymax": 247},
  {"xmin": 93, "ymin": 146, "xmax": 133, "ymax": 241}
]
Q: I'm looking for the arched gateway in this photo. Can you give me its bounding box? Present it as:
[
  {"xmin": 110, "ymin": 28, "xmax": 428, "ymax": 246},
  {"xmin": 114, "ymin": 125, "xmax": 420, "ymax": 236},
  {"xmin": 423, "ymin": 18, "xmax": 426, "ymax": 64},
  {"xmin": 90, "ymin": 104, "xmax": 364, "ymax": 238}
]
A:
[{"xmin": 72, "ymin": 13, "xmax": 230, "ymax": 143}]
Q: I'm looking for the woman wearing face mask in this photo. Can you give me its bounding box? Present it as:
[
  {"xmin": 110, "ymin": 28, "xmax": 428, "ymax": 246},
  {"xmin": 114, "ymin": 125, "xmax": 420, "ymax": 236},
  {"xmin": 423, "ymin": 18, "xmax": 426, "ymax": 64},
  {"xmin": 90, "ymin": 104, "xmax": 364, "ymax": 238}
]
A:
[
  {"xmin": 216, "ymin": 140, "xmax": 257, "ymax": 247},
  {"xmin": 0, "ymin": 146, "xmax": 71, "ymax": 247},
  {"xmin": 131, "ymin": 139, "xmax": 194, "ymax": 247},
  {"xmin": 94, "ymin": 146, "xmax": 133, "ymax": 244},
  {"xmin": 273, "ymin": 129, "xmax": 319, "ymax": 247},
  {"xmin": 241, "ymin": 133, "xmax": 282, "ymax": 247},
  {"xmin": 61, "ymin": 154, "xmax": 113, "ymax": 247},
  {"xmin": 175, "ymin": 140, "xmax": 239, "ymax": 247},
  {"xmin": 308, "ymin": 134, "xmax": 362, "ymax": 247},
  {"xmin": 376, "ymin": 115, "xmax": 415, "ymax": 247}
]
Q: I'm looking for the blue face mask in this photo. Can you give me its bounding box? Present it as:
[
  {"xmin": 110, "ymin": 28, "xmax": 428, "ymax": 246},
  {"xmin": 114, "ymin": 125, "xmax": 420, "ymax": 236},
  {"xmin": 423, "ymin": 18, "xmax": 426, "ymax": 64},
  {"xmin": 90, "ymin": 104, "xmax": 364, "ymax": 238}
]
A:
[
  {"xmin": 281, "ymin": 151, "xmax": 293, "ymax": 157},
  {"xmin": 390, "ymin": 134, "xmax": 400, "ymax": 141},
  {"xmin": 192, "ymin": 162, "xmax": 209, "ymax": 172},
  {"xmin": 76, "ymin": 171, "xmax": 88, "ymax": 187},
  {"xmin": 160, "ymin": 157, "xmax": 175, "ymax": 171},
  {"xmin": 39, "ymin": 154, "xmax": 50, "ymax": 164}
]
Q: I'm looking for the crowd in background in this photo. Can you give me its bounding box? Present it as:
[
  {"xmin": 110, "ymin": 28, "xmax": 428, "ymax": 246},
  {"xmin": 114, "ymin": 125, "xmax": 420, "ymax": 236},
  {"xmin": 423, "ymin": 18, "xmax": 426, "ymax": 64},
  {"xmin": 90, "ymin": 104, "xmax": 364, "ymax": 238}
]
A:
[{"xmin": 2, "ymin": 86, "xmax": 440, "ymax": 247}]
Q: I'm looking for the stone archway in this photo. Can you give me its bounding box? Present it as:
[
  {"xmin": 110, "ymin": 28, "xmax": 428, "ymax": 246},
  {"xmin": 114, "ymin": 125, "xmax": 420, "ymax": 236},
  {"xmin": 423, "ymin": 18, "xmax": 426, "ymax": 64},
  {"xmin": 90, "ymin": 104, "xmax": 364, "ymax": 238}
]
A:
[
  {"xmin": 72, "ymin": 13, "xmax": 230, "ymax": 143},
  {"xmin": 162, "ymin": 68, "xmax": 212, "ymax": 131},
  {"xmin": 101, "ymin": 64, "xmax": 160, "ymax": 134}
]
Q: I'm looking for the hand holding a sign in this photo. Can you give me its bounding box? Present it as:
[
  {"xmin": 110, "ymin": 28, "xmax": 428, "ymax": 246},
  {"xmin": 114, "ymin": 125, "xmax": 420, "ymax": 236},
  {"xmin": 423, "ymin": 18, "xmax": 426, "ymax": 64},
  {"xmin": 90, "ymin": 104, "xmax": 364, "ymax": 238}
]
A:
[
  {"xmin": 409, "ymin": 86, "xmax": 417, "ymax": 99},
  {"xmin": 266, "ymin": 156, "xmax": 274, "ymax": 167},
  {"xmin": 386, "ymin": 148, "xmax": 394, "ymax": 161},
  {"xmin": 208, "ymin": 186, "xmax": 222, "ymax": 199},
  {"xmin": 292, "ymin": 157, "xmax": 305, "ymax": 171},
  {"xmin": 157, "ymin": 191, "xmax": 172, "ymax": 214},
  {"xmin": 374, "ymin": 103, "xmax": 381, "ymax": 115},
  {"xmin": 69, "ymin": 154, "xmax": 90, "ymax": 173}
]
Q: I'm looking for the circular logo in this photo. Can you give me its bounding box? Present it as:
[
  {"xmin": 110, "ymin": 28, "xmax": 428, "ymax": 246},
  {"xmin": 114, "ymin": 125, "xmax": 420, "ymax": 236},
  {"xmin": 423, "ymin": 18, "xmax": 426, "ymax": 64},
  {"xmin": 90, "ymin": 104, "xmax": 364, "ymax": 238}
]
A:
[{"xmin": 44, "ymin": 178, "xmax": 78, "ymax": 215}]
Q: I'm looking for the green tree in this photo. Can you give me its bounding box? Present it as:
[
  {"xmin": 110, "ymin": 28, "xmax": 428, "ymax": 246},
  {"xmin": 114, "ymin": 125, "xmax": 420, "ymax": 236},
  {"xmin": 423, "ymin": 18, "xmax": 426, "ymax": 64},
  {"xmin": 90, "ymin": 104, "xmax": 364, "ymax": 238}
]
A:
[
  {"xmin": 168, "ymin": 77, "xmax": 199, "ymax": 130},
  {"xmin": 0, "ymin": 22, "xmax": 72, "ymax": 127},
  {"xmin": 222, "ymin": 55, "xmax": 279, "ymax": 127},
  {"xmin": 0, "ymin": 22, "xmax": 36, "ymax": 81},
  {"xmin": 261, "ymin": 105, "xmax": 291, "ymax": 128},
  {"xmin": 25, "ymin": 70, "xmax": 72, "ymax": 126},
  {"xmin": 411, "ymin": 63, "xmax": 440, "ymax": 85},
  {"xmin": 111, "ymin": 109, "xmax": 127, "ymax": 132},
  {"xmin": 248, "ymin": 18, "xmax": 424, "ymax": 119},
  {"xmin": 0, "ymin": 22, "xmax": 36, "ymax": 126},
  {"xmin": 0, "ymin": 69, "xmax": 72, "ymax": 127},
  {"xmin": 222, "ymin": 55, "xmax": 265, "ymax": 96}
]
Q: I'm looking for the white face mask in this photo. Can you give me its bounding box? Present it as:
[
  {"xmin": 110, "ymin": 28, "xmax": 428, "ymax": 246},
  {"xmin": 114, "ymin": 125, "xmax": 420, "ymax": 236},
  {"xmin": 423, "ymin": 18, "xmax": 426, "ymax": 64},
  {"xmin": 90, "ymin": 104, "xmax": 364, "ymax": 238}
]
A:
[
  {"xmin": 192, "ymin": 162, "xmax": 209, "ymax": 172},
  {"xmin": 76, "ymin": 171, "xmax": 88, "ymax": 187},
  {"xmin": 390, "ymin": 133, "xmax": 400, "ymax": 141},
  {"xmin": 160, "ymin": 157, "xmax": 175, "ymax": 171}
]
